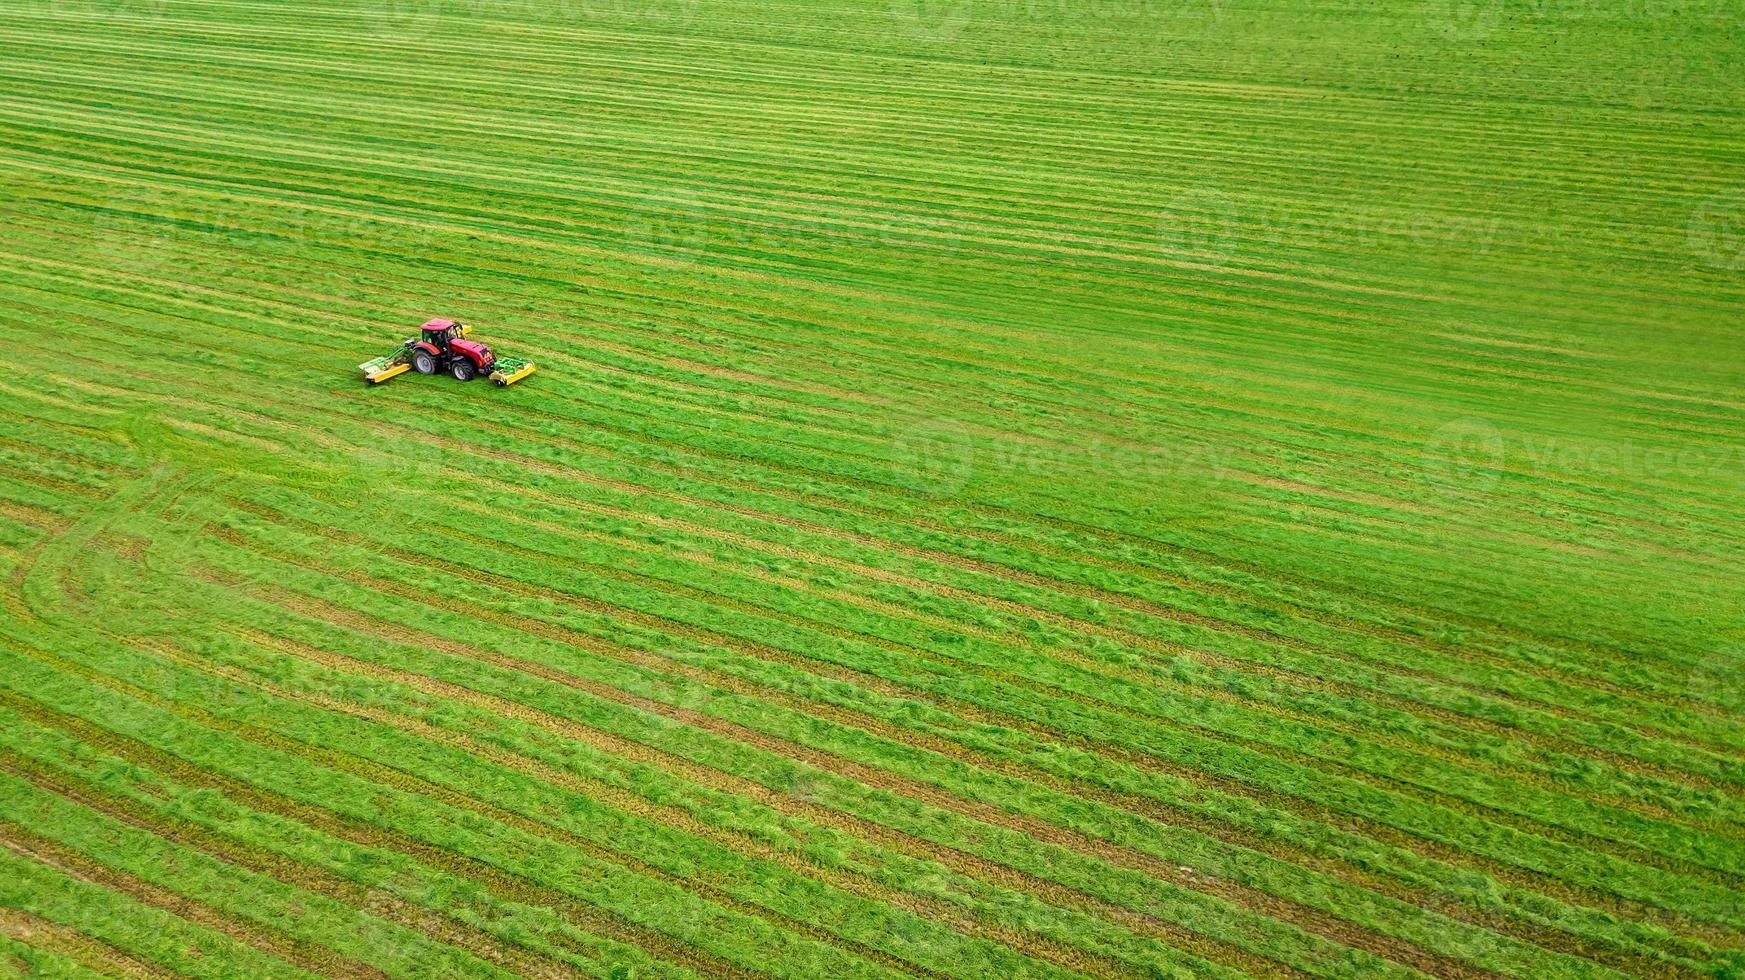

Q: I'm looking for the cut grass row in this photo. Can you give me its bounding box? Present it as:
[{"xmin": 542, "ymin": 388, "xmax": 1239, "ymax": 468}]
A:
[
  {"xmin": 13, "ymin": 306, "xmax": 1745, "ymax": 823},
  {"xmin": 0, "ymin": 634, "xmax": 913, "ymax": 980},
  {"xmin": 3, "ymin": 209, "xmax": 1731, "ymax": 655},
  {"xmin": 199, "ymin": 505, "xmax": 1744, "ymax": 954},
  {"xmin": 8, "ymin": 272, "xmax": 1739, "ymax": 774},
  {"xmin": 0, "ymin": 843, "xmax": 313, "ymax": 980},
  {"xmin": 2, "ymin": 3, "xmax": 1742, "ymax": 978},
  {"xmin": 10, "ymin": 463, "xmax": 1731, "ymax": 969},
  {"xmin": 37, "ymin": 460, "xmax": 1689, "ymax": 976},
  {"xmin": 6, "ymin": 220, "xmax": 1738, "ymax": 683},
  {"xmin": 0, "ymin": 523, "xmax": 1354, "ymax": 976},
  {"xmin": 3, "ymin": 341, "xmax": 1731, "ymax": 962},
  {"xmin": 10, "ymin": 362, "xmax": 1731, "ymax": 948},
  {"xmin": 6, "ymin": 129, "xmax": 1738, "ymax": 568}
]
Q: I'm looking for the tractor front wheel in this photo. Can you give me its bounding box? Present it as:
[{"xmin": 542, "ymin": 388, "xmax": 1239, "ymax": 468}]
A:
[
  {"xmin": 451, "ymin": 359, "xmax": 477, "ymax": 382},
  {"xmin": 411, "ymin": 349, "xmax": 437, "ymax": 375}
]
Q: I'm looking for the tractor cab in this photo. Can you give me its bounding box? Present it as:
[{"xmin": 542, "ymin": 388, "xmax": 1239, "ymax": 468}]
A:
[{"xmin": 420, "ymin": 318, "xmax": 465, "ymax": 349}]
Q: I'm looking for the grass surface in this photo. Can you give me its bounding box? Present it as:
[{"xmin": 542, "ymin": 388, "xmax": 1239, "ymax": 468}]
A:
[{"xmin": 2, "ymin": 0, "xmax": 1744, "ymax": 976}]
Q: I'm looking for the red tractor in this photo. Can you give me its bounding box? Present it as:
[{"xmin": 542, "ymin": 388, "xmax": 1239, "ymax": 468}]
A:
[
  {"xmin": 410, "ymin": 319, "xmax": 495, "ymax": 380},
  {"xmin": 360, "ymin": 318, "xmax": 535, "ymax": 386}
]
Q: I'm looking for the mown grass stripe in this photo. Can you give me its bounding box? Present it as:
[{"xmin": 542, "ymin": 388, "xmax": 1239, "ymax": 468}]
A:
[
  {"xmin": 0, "ymin": 692, "xmax": 709, "ymax": 980},
  {"xmin": 0, "ymin": 637, "xmax": 818, "ymax": 980},
  {"xmin": 193, "ymin": 512, "xmax": 1677, "ymax": 976},
  {"xmin": 213, "ymin": 583, "xmax": 1707, "ymax": 979},
  {"xmin": 3, "ymin": 340, "xmax": 1731, "ymax": 962},
  {"xmin": 13, "ymin": 289, "xmax": 1731, "ymax": 763},
  {"xmin": 0, "ymin": 846, "xmax": 314, "ymax": 980},
  {"xmin": 3, "ymin": 5, "xmax": 1741, "ymax": 977}
]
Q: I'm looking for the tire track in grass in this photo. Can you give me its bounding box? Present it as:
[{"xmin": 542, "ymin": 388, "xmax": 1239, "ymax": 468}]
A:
[
  {"xmin": 214, "ymin": 505, "xmax": 1745, "ymax": 955},
  {"xmin": 23, "ymin": 207, "xmax": 1717, "ymax": 578},
  {"xmin": 10, "ymin": 182, "xmax": 1731, "ymax": 582},
  {"xmin": 0, "ymin": 726, "xmax": 584, "ymax": 980},
  {"xmin": 3, "ymin": 78, "xmax": 1717, "ymax": 378},
  {"xmin": 0, "ymin": 496, "xmax": 808, "ymax": 980},
  {"xmin": 6, "ymin": 8, "xmax": 1745, "ymax": 979},
  {"xmin": 10, "ymin": 192, "xmax": 1731, "ymax": 578},
  {"xmin": 99, "ymin": 643, "xmax": 1065, "ymax": 980},
  {"xmin": 0, "ymin": 907, "xmax": 165, "ymax": 979},
  {"xmin": 217, "ymin": 355, "xmax": 1738, "ymax": 763},
  {"xmin": 216, "ymin": 611, "xmax": 1304, "ymax": 980},
  {"xmin": 204, "ymin": 336, "xmax": 1741, "ymax": 750},
  {"xmin": 459, "ymin": 387, "xmax": 1738, "ymax": 723},
  {"xmin": 0, "ymin": 639, "xmax": 814, "ymax": 980},
  {"xmin": 218, "ymin": 584, "xmax": 1706, "ymax": 980},
  {"xmin": 204, "ymin": 523, "xmax": 1642, "ymax": 980},
  {"xmin": 20, "ymin": 421, "xmax": 1717, "ymax": 976},
  {"xmin": 0, "ymin": 690, "xmax": 711, "ymax": 980},
  {"xmin": 218, "ymin": 521, "xmax": 1730, "ymax": 975},
  {"xmin": 17, "ymin": 333, "xmax": 1745, "ymax": 899},
  {"xmin": 110, "ymin": 630, "xmax": 1093, "ymax": 980},
  {"xmin": 0, "ymin": 594, "xmax": 979, "ymax": 980},
  {"xmin": 10, "ymin": 275, "xmax": 1731, "ymax": 756},
  {"xmin": 20, "ymin": 33, "xmax": 1725, "ymax": 228},
  {"xmin": 0, "ymin": 840, "xmax": 315, "ymax": 980},
  {"xmin": 477, "ymin": 487, "xmax": 1743, "ymax": 818},
  {"xmin": 230, "ymin": 505, "xmax": 1745, "ymax": 932},
  {"xmin": 202, "ymin": 627, "xmax": 1201, "ymax": 980},
  {"xmin": 20, "ymin": 319, "xmax": 1724, "ymax": 816},
  {"xmin": 0, "ymin": 744, "xmax": 652, "ymax": 980},
  {"xmin": 527, "ymin": 532, "xmax": 1745, "ymax": 890},
  {"xmin": 195, "ymin": 565, "xmax": 1426, "ymax": 980},
  {"xmin": 0, "ymin": 800, "xmax": 396, "ymax": 980},
  {"xmin": 14, "ymin": 12, "xmax": 1731, "ymax": 204},
  {"xmin": 6, "ymin": 129, "xmax": 1731, "ymax": 477},
  {"xmin": 191, "ymin": 524, "xmax": 1467, "ymax": 978},
  {"xmin": 441, "ymin": 498, "xmax": 1745, "ymax": 840},
  {"xmin": 3, "ymin": 282, "xmax": 1731, "ymax": 969},
  {"xmin": 3, "ymin": 240, "xmax": 1731, "ymax": 955},
  {"xmin": 0, "ymin": 935, "xmax": 111, "ymax": 980}
]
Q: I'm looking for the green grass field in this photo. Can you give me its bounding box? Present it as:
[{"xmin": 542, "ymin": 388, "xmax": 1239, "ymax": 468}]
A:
[{"xmin": 3, "ymin": 0, "xmax": 1744, "ymax": 976}]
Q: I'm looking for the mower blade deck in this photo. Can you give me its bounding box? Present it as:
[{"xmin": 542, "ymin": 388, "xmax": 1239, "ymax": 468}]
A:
[
  {"xmin": 490, "ymin": 358, "xmax": 536, "ymax": 387},
  {"xmin": 360, "ymin": 354, "xmax": 409, "ymax": 384}
]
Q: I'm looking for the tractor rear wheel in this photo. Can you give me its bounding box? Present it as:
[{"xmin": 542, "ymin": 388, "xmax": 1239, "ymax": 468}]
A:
[
  {"xmin": 411, "ymin": 349, "xmax": 437, "ymax": 375},
  {"xmin": 451, "ymin": 359, "xmax": 477, "ymax": 382}
]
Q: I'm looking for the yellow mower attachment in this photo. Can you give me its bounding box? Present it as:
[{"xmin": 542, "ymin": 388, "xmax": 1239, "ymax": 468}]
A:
[
  {"xmin": 360, "ymin": 353, "xmax": 409, "ymax": 384},
  {"xmin": 489, "ymin": 357, "xmax": 536, "ymax": 387}
]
